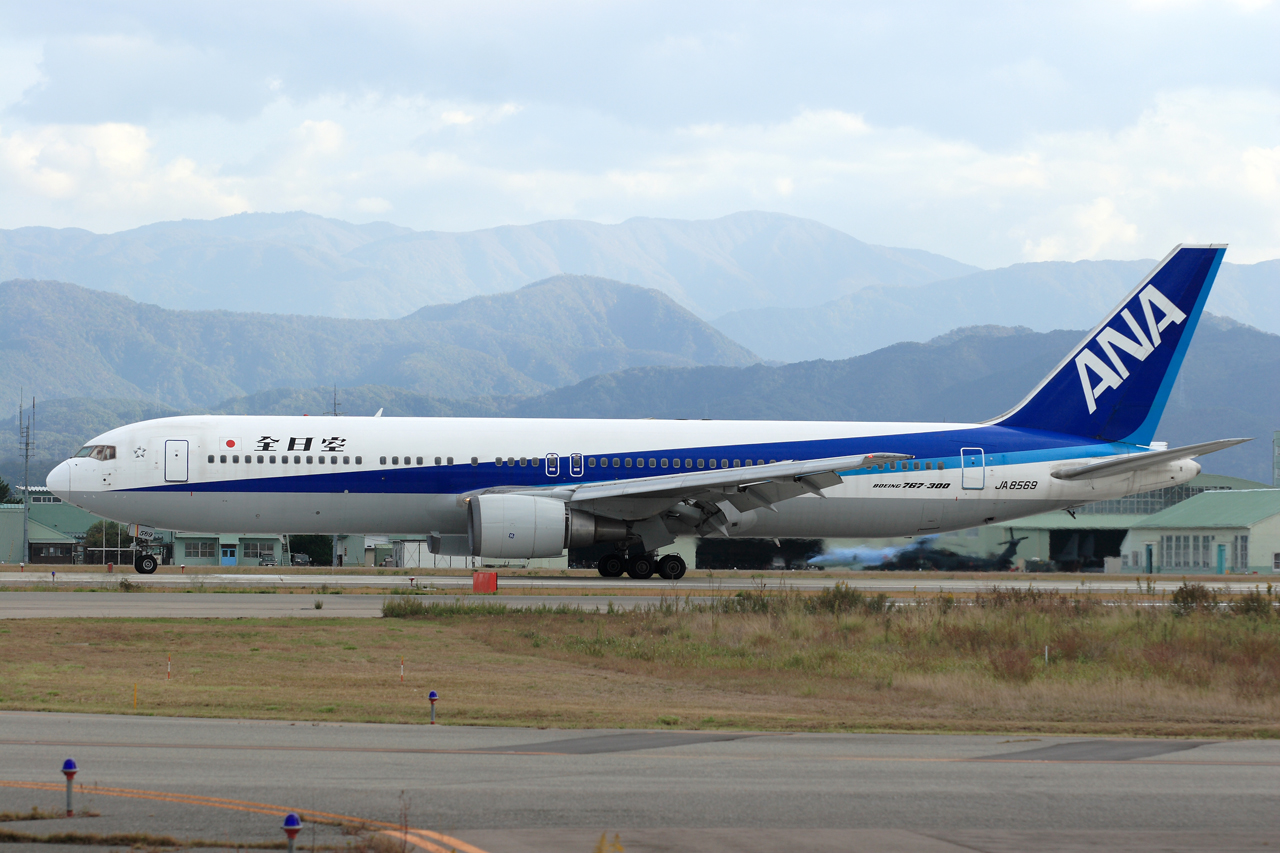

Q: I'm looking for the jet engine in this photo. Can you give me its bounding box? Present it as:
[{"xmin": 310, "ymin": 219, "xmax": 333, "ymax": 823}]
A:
[{"xmin": 467, "ymin": 494, "xmax": 627, "ymax": 559}]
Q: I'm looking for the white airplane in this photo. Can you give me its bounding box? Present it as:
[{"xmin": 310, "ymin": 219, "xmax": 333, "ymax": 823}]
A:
[{"xmin": 48, "ymin": 245, "xmax": 1247, "ymax": 578}]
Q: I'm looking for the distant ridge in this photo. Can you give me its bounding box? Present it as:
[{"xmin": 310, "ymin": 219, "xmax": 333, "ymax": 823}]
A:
[
  {"xmin": 0, "ymin": 274, "xmax": 757, "ymax": 409},
  {"xmin": 0, "ymin": 211, "xmax": 977, "ymax": 319}
]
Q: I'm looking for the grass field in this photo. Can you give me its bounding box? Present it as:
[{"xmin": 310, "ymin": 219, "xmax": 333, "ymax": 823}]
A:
[{"xmin": 2, "ymin": 584, "xmax": 1277, "ymax": 737}]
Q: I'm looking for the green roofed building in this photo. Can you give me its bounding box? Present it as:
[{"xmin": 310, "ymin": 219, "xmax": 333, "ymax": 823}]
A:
[
  {"xmin": 0, "ymin": 503, "xmax": 77, "ymax": 564},
  {"xmin": 1121, "ymin": 490, "xmax": 1280, "ymax": 574}
]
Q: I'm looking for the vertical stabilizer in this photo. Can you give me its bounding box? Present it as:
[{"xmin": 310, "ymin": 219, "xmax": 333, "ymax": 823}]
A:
[{"xmin": 993, "ymin": 244, "xmax": 1226, "ymax": 445}]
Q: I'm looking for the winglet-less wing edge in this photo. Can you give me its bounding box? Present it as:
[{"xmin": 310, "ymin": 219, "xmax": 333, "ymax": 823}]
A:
[{"xmin": 1049, "ymin": 438, "xmax": 1250, "ymax": 481}]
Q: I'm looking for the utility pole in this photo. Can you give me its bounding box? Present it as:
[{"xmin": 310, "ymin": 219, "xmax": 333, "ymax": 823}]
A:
[{"xmin": 18, "ymin": 393, "xmax": 32, "ymax": 564}]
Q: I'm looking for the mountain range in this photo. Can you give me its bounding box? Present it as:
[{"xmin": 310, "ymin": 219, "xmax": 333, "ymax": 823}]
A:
[
  {"xmin": 0, "ymin": 275, "xmax": 756, "ymax": 409},
  {"xmin": 714, "ymin": 257, "xmax": 1280, "ymax": 362},
  {"xmin": 4, "ymin": 313, "xmax": 1273, "ymax": 486},
  {"xmin": 0, "ymin": 211, "xmax": 974, "ymax": 320}
]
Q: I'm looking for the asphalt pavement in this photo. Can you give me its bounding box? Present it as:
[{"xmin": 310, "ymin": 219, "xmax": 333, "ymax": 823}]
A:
[{"xmin": 1, "ymin": 712, "xmax": 1276, "ymax": 852}]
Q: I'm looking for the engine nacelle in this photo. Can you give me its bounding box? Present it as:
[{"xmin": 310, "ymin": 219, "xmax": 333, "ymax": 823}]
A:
[{"xmin": 467, "ymin": 495, "xmax": 627, "ymax": 559}]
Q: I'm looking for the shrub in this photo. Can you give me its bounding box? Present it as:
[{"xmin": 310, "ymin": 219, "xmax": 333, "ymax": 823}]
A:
[
  {"xmin": 989, "ymin": 648, "xmax": 1037, "ymax": 683},
  {"xmin": 1171, "ymin": 582, "xmax": 1217, "ymax": 616},
  {"xmin": 811, "ymin": 582, "xmax": 864, "ymax": 614},
  {"xmin": 1230, "ymin": 590, "xmax": 1275, "ymax": 619}
]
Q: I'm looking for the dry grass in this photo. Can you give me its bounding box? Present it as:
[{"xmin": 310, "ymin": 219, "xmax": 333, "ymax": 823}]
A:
[{"xmin": 1, "ymin": 584, "xmax": 1278, "ymax": 737}]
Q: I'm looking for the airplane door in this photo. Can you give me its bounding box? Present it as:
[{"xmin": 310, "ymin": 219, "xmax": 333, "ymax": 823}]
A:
[
  {"xmin": 546, "ymin": 453, "xmax": 559, "ymax": 477},
  {"xmin": 164, "ymin": 440, "xmax": 189, "ymax": 482},
  {"xmin": 570, "ymin": 453, "xmax": 583, "ymax": 477},
  {"xmin": 960, "ymin": 448, "xmax": 985, "ymax": 489}
]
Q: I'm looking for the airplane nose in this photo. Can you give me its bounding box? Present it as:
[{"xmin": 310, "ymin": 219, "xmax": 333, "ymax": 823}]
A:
[{"xmin": 47, "ymin": 461, "xmax": 70, "ymax": 501}]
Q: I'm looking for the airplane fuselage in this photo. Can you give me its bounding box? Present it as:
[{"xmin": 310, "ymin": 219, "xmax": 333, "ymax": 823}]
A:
[{"xmin": 48, "ymin": 415, "xmax": 1197, "ymax": 539}]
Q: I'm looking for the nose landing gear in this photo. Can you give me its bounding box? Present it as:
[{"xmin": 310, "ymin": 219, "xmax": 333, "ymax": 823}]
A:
[{"xmin": 134, "ymin": 552, "xmax": 158, "ymax": 574}]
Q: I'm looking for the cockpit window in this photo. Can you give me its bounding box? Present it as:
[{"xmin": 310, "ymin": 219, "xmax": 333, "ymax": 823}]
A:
[
  {"xmin": 76, "ymin": 445, "xmax": 116, "ymax": 461},
  {"xmin": 74, "ymin": 446, "xmax": 94, "ymax": 457}
]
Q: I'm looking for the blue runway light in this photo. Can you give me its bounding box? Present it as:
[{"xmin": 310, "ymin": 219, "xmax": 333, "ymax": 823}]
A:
[
  {"xmin": 61, "ymin": 758, "xmax": 77, "ymax": 776},
  {"xmin": 282, "ymin": 812, "xmax": 302, "ymax": 830}
]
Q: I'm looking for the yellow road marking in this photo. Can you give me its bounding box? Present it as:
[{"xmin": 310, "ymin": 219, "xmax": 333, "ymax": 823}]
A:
[{"xmin": 0, "ymin": 780, "xmax": 489, "ymax": 853}]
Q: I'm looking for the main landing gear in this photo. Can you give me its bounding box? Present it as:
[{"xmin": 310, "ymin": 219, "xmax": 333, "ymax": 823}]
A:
[{"xmin": 596, "ymin": 552, "xmax": 686, "ymax": 580}]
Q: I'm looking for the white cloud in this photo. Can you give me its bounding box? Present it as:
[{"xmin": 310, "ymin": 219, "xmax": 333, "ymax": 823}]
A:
[{"xmin": 0, "ymin": 87, "xmax": 1278, "ymax": 266}]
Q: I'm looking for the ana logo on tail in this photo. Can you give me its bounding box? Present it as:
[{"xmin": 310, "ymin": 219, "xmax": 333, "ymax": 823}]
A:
[{"xmin": 1075, "ymin": 284, "xmax": 1187, "ymax": 414}]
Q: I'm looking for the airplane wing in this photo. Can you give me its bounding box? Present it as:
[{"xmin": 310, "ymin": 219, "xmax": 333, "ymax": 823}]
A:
[
  {"xmin": 500, "ymin": 451, "xmax": 913, "ymax": 524},
  {"xmin": 1050, "ymin": 438, "xmax": 1250, "ymax": 481}
]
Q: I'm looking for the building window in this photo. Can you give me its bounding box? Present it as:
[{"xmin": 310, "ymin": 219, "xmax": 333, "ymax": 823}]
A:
[
  {"xmin": 1273, "ymin": 553, "xmax": 1280, "ymax": 571},
  {"xmin": 184, "ymin": 541, "xmax": 215, "ymax": 558},
  {"xmin": 243, "ymin": 542, "xmax": 274, "ymax": 560}
]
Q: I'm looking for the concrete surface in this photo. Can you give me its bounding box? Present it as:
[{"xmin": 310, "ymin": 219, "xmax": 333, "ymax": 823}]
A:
[{"xmin": 1, "ymin": 712, "xmax": 1276, "ymax": 852}]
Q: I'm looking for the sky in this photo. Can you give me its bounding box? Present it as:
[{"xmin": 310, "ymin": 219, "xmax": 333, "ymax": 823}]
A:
[{"xmin": 0, "ymin": 0, "xmax": 1278, "ymax": 267}]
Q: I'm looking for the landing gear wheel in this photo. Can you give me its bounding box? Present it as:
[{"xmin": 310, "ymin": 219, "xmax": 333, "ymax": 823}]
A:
[
  {"xmin": 625, "ymin": 554, "xmax": 655, "ymax": 580},
  {"xmin": 656, "ymin": 554, "xmax": 687, "ymax": 580},
  {"xmin": 597, "ymin": 553, "xmax": 625, "ymax": 578},
  {"xmin": 135, "ymin": 554, "xmax": 158, "ymax": 575}
]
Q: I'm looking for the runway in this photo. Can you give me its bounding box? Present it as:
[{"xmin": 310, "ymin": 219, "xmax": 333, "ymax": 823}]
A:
[{"xmin": 1, "ymin": 712, "xmax": 1275, "ymax": 852}]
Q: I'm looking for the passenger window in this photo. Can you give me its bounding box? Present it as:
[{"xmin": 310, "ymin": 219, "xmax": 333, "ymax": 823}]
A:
[
  {"xmin": 307, "ymin": 456, "xmax": 314, "ymax": 464},
  {"xmin": 207, "ymin": 455, "xmax": 214, "ymax": 463},
  {"xmin": 648, "ymin": 458, "xmax": 656, "ymax": 468},
  {"xmin": 588, "ymin": 457, "xmax": 596, "ymax": 467},
  {"xmin": 519, "ymin": 457, "xmax": 527, "ymax": 467},
  {"xmin": 281, "ymin": 455, "xmax": 289, "ymax": 464},
  {"xmin": 220, "ymin": 455, "xmax": 227, "ymax": 463},
  {"xmin": 938, "ymin": 461, "xmax": 945, "ymax": 470},
  {"xmin": 636, "ymin": 458, "xmax": 644, "ymax": 468},
  {"xmin": 331, "ymin": 456, "xmax": 337, "ymax": 465},
  {"xmin": 319, "ymin": 456, "xmax": 326, "ymax": 465},
  {"xmin": 758, "ymin": 460, "xmax": 764, "ymax": 466},
  {"xmin": 270, "ymin": 455, "xmax": 276, "ymax": 463},
  {"xmin": 343, "ymin": 456, "xmax": 350, "ymax": 465},
  {"xmin": 355, "ymin": 456, "xmax": 362, "ymax": 464},
  {"xmin": 392, "ymin": 456, "xmax": 399, "ymax": 465},
  {"xmin": 233, "ymin": 455, "xmax": 240, "ymax": 463},
  {"xmin": 435, "ymin": 456, "xmax": 442, "ymax": 465},
  {"xmin": 625, "ymin": 458, "xmax": 633, "ymax": 468},
  {"xmin": 925, "ymin": 462, "xmax": 932, "ymax": 470},
  {"xmin": 416, "ymin": 456, "xmax": 423, "ymax": 465},
  {"xmin": 708, "ymin": 459, "xmax": 716, "ymax": 469},
  {"xmin": 495, "ymin": 458, "xmax": 502, "ymax": 465},
  {"xmin": 508, "ymin": 457, "xmax": 516, "ymax": 466},
  {"xmin": 733, "ymin": 460, "xmax": 741, "ymax": 467},
  {"xmin": 671, "ymin": 459, "xmax": 679, "ymax": 469},
  {"xmin": 470, "ymin": 457, "xmax": 478, "ymax": 466},
  {"xmin": 612, "ymin": 458, "xmax": 620, "ymax": 467},
  {"xmin": 257, "ymin": 455, "xmax": 264, "ymax": 464},
  {"xmin": 914, "ymin": 461, "xmax": 921, "ymax": 470}
]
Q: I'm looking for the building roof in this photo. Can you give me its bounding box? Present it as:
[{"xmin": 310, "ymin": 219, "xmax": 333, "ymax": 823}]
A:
[{"xmin": 1132, "ymin": 490, "xmax": 1280, "ymax": 530}]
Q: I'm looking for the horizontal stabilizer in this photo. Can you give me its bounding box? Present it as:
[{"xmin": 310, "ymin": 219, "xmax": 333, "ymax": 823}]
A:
[{"xmin": 1050, "ymin": 438, "xmax": 1251, "ymax": 481}]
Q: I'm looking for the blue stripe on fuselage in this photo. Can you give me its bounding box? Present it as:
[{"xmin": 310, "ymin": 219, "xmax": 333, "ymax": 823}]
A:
[{"xmin": 121, "ymin": 426, "xmax": 1133, "ymax": 495}]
